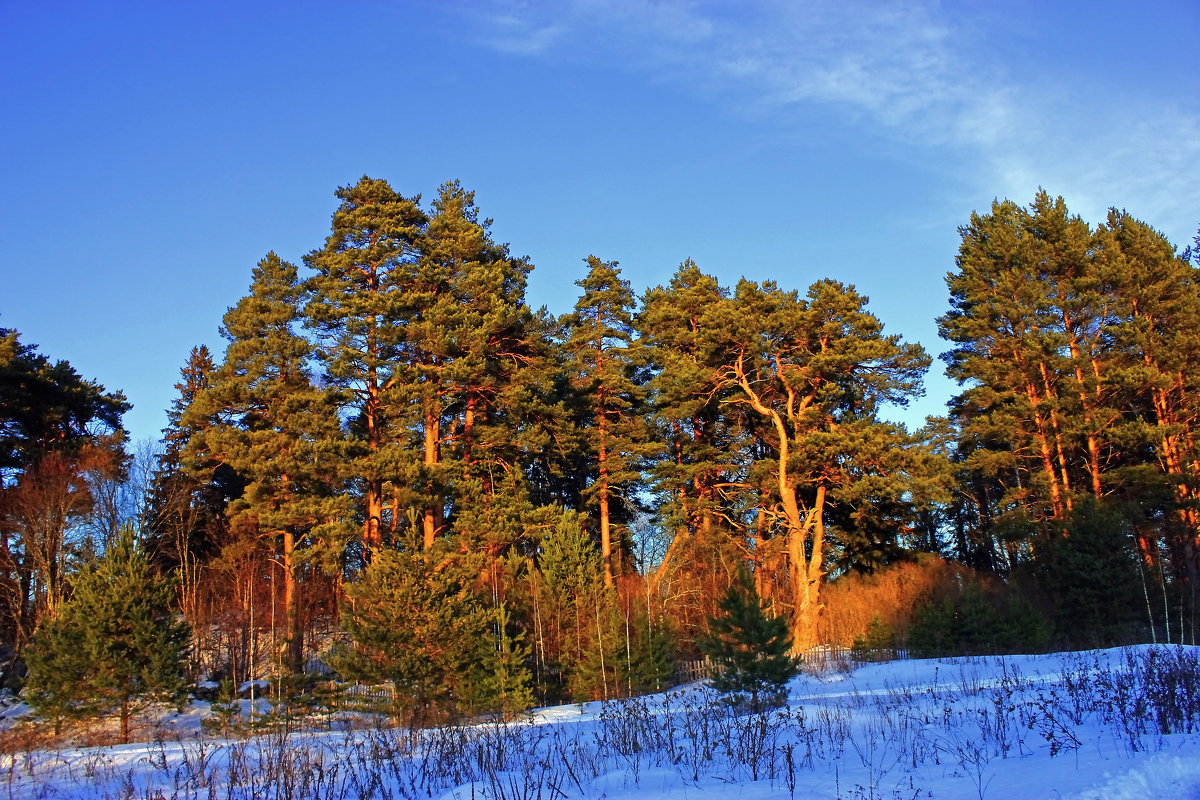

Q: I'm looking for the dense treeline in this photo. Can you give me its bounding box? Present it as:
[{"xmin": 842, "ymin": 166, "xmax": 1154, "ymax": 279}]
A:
[
  {"xmin": 2, "ymin": 178, "xmax": 1199, "ymax": 724},
  {"xmin": 941, "ymin": 193, "xmax": 1200, "ymax": 645}
]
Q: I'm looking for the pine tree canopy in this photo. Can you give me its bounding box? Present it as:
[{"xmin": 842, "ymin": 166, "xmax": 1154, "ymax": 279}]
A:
[{"xmin": 0, "ymin": 327, "xmax": 128, "ymax": 477}]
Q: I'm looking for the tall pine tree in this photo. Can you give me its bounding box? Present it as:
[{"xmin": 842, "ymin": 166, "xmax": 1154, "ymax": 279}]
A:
[
  {"xmin": 639, "ymin": 261, "xmax": 743, "ymax": 599},
  {"xmin": 717, "ymin": 278, "xmax": 930, "ymax": 651},
  {"xmin": 561, "ymin": 256, "xmax": 649, "ymax": 587},
  {"xmin": 185, "ymin": 253, "xmax": 350, "ymax": 673},
  {"xmin": 400, "ymin": 181, "xmax": 547, "ymax": 552},
  {"xmin": 304, "ymin": 177, "xmax": 427, "ymax": 557}
]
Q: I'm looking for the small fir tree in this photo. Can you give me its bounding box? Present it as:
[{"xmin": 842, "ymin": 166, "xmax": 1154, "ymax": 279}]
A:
[
  {"xmin": 23, "ymin": 526, "xmax": 190, "ymax": 742},
  {"xmin": 17, "ymin": 618, "xmax": 91, "ymax": 734},
  {"xmin": 851, "ymin": 615, "xmax": 895, "ymax": 662},
  {"xmin": 571, "ymin": 606, "xmax": 676, "ymax": 701},
  {"xmin": 621, "ymin": 611, "xmax": 676, "ymax": 695},
  {"xmin": 1033, "ymin": 497, "xmax": 1142, "ymax": 647},
  {"xmin": 568, "ymin": 601, "xmax": 623, "ymax": 702},
  {"xmin": 207, "ymin": 678, "xmax": 242, "ymax": 735},
  {"xmin": 699, "ymin": 566, "xmax": 798, "ymax": 711},
  {"xmin": 327, "ymin": 544, "xmax": 506, "ymax": 726},
  {"xmin": 475, "ymin": 603, "xmax": 535, "ymax": 719},
  {"xmin": 908, "ymin": 580, "xmax": 1050, "ymax": 657}
]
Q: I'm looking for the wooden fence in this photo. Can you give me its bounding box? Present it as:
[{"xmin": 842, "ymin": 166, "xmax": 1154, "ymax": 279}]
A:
[
  {"xmin": 673, "ymin": 659, "xmax": 715, "ymax": 685},
  {"xmin": 673, "ymin": 646, "xmax": 909, "ymax": 685},
  {"xmin": 801, "ymin": 645, "xmax": 909, "ymax": 666},
  {"xmin": 314, "ymin": 680, "xmax": 397, "ymax": 710}
]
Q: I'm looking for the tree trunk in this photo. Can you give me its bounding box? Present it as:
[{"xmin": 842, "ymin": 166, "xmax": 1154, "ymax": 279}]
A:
[
  {"xmin": 733, "ymin": 354, "xmax": 825, "ymax": 653},
  {"xmin": 423, "ymin": 406, "xmax": 441, "ymax": 551},
  {"xmin": 598, "ymin": 412, "xmax": 614, "ymax": 587},
  {"xmin": 281, "ymin": 527, "xmax": 302, "ymax": 674},
  {"xmin": 1024, "ymin": 379, "xmax": 1066, "ymax": 520},
  {"xmin": 754, "ymin": 506, "xmax": 771, "ymax": 601},
  {"xmin": 463, "ymin": 394, "xmax": 477, "ymax": 473},
  {"xmin": 787, "ymin": 485, "xmax": 825, "ymax": 654},
  {"xmin": 1061, "ymin": 304, "xmax": 1109, "ymax": 500},
  {"xmin": 364, "ymin": 360, "xmax": 383, "ymax": 556}
]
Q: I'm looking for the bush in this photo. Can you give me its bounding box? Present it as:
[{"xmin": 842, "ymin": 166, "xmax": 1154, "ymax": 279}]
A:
[
  {"xmin": 851, "ymin": 615, "xmax": 895, "ymax": 661},
  {"xmin": 820, "ymin": 555, "xmax": 969, "ymax": 648},
  {"xmin": 908, "ymin": 581, "xmax": 1050, "ymax": 657}
]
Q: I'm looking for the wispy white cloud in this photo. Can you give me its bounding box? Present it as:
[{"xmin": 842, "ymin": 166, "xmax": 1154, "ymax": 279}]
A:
[
  {"xmin": 467, "ymin": 0, "xmax": 1199, "ymax": 242},
  {"xmin": 467, "ymin": 1, "xmax": 987, "ymax": 136},
  {"xmin": 1014, "ymin": 109, "xmax": 1200, "ymax": 240},
  {"xmin": 479, "ymin": 13, "xmax": 567, "ymax": 56}
]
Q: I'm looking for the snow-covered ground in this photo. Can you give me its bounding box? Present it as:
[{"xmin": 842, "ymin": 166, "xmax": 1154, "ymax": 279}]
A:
[{"xmin": 3, "ymin": 645, "xmax": 1200, "ymax": 799}]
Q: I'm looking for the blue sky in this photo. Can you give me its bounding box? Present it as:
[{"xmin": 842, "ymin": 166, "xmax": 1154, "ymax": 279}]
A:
[{"xmin": 3, "ymin": 0, "xmax": 1197, "ymax": 446}]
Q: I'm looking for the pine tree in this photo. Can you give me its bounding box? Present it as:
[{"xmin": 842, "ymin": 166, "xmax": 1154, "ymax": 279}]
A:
[
  {"xmin": 561, "ymin": 256, "xmax": 649, "ymax": 586},
  {"xmin": 0, "ymin": 327, "xmax": 129, "ymax": 478},
  {"xmin": 304, "ymin": 177, "xmax": 427, "ymax": 556},
  {"xmin": 940, "ymin": 192, "xmax": 1114, "ymax": 525},
  {"xmin": 1102, "ymin": 211, "xmax": 1200, "ymax": 593},
  {"xmin": 699, "ymin": 566, "xmax": 798, "ymax": 711},
  {"xmin": 23, "ymin": 526, "xmax": 190, "ymax": 742},
  {"xmin": 400, "ymin": 180, "xmax": 547, "ymax": 551},
  {"xmin": 185, "ymin": 253, "xmax": 351, "ymax": 673},
  {"xmin": 717, "ymin": 278, "xmax": 930, "ymax": 651},
  {"xmin": 638, "ymin": 262, "xmax": 741, "ymax": 595},
  {"xmin": 303, "ymin": 177, "xmax": 553, "ymax": 560}
]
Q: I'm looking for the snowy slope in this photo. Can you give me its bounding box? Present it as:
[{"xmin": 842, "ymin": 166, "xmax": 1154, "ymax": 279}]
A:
[{"xmin": 4, "ymin": 645, "xmax": 1200, "ymax": 799}]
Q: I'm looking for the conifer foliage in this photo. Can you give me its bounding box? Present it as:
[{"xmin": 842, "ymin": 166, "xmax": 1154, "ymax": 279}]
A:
[
  {"xmin": 699, "ymin": 567, "xmax": 798, "ymax": 711},
  {"xmin": 23, "ymin": 526, "xmax": 190, "ymax": 742},
  {"xmin": 329, "ymin": 544, "xmax": 528, "ymax": 725}
]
